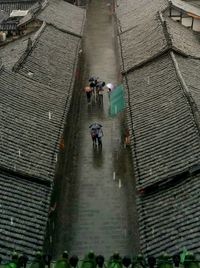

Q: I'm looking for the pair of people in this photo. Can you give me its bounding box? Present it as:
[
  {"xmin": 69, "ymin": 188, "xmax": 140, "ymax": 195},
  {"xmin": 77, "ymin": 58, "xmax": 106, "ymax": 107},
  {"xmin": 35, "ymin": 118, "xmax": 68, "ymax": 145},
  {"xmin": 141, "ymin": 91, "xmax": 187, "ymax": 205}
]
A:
[
  {"xmin": 89, "ymin": 123, "xmax": 103, "ymax": 146},
  {"xmin": 91, "ymin": 127, "xmax": 103, "ymax": 146}
]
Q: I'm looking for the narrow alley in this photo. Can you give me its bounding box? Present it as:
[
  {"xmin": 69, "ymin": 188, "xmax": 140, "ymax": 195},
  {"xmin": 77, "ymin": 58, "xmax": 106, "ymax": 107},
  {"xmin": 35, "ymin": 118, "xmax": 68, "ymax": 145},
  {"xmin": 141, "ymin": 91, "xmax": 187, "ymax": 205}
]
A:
[{"xmin": 52, "ymin": 0, "xmax": 139, "ymax": 259}]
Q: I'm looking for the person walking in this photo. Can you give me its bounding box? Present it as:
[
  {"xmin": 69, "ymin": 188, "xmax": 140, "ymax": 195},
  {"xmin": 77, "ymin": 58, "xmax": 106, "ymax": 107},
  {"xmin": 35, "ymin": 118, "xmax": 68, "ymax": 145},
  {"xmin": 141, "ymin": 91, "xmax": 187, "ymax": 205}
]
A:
[
  {"xmin": 84, "ymin": 85, "xmax": 92, "ymax": 103},
  {"xmin": 97, "ymin": 127, "xmax": 103, "ymax": 146},
  {"xmin": 89, "ymin": 123, "xmax": 103, "ymax": 146},
  {"xmin": 89, "ymin": 76, "xmax": 99, "ymax": 103},
  {"xmin": 96, "ymin": 81, "xmax": 105, "ymax": 105},
  {"xmin": 90, "ymin": 128, "xmax": 98, "ymax": 146}
]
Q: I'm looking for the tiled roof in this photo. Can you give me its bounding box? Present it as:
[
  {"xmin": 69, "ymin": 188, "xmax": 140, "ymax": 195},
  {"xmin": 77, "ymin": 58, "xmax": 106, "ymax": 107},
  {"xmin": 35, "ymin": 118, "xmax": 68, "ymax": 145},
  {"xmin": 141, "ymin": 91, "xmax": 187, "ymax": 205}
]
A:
[
  {"xmin": 118, "ymin": 0, "xmax": 200, "ymax": 258},
  {"xmin": 0, "ymin": 33, "xmax": 35, "ymax": 70},
  {"xmin": 17, "ymin": 25, "xmax": 81, "ymax": 90},
  {"xmin": 0, "ymin": 10, "xmax": 9, "ymax": 23},
  {"xmin": 117, "ymin": 0, "xmax": 200, "ymax": 72},
  {"xmin": 126, "ymin": 53, "xmax": 200, "ymax": 190},
  {"xmin": 0, "ymin": 22, "xmax": 18, "ymax": 31},
  {"xmin": 0, "ymin": 25, "xmax": 81, "ymax": 181},
  {"xmin": 0, "ymin": 0, "xmax": 36, "ymax": 2},
  {"xmin": 171, "ymin": 0, "xmax": 200, "ymax": 17},
  {"xmin": 0, "ymin": 1, "xmax": 84, "ymax": 260},
  {"xmin": 176, "ymin": 56, "xmax": 200, "ymax": 110},
  {"xmin": 119, "ymin": 14, "xmax": 167, "ymax": 72},
  {"xmin": 37, "ymin": 0, "xmax": 86, "ymax": 36},
  {"xmin": 0, "ymin": 69, "xmax": 67, "ymax": 181},
  {"xmin": 0, "ymin": 1, "xmax": 37, "ymax": 14},
  {"xmin": 166, "ymin": 17, "xmax": 200, "ymax": 58},
  {"xmin": 137, "ymin": 174, "xmax": 200, "ymax": 256},
  {"xmin": 185, "ymin": 0, "xmax": 200, "ymax": 8},
  {"xmin": 0, "ymin": 170, "xmax": 51, "ymax": 260},
  {"xmin": 116, "ymin": 0, "xmax": 168, "ymax": 33}
]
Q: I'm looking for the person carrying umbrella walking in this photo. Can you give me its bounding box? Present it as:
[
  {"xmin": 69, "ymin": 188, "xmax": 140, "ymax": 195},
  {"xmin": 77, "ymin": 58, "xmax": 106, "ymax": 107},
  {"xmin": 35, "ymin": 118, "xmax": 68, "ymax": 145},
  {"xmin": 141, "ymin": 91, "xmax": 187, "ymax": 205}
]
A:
[
  {"xmin": 89, "ymin": 76, "xmax": 99, "ymax": 90},
  {"xmin": 89, "ymin": 123, "xmax": 103, "ymax": 146},
  {"xmin": 106, "ymin": 83, "xmax": 115, "ymax": 92},
  {"xmin": 96, "ymin": 81, "xmax": 105, "ymax": 105}
]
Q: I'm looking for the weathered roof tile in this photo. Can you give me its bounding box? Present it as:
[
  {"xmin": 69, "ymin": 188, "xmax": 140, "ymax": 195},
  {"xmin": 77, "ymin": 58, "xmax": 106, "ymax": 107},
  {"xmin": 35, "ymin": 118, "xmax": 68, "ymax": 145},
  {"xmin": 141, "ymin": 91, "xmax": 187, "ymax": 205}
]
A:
[
  {"xmin": 37, "ymin": 0, "xmax": 86, "ymax": 36},
  {"xmin": 176, "ymin": 56, "xmax": 200, "ymax": 112},
  {"xmin": 17, "ymin": 25, "xmax": 80, "ymax": 90},
  {"xmin": 166, "ymin": 17, "xmax": 200, "ymax": 57},
  {"xmin": 137, "ymin": 174, "xmax": 200, "ymax": 256},
  {"xmin": 0, "ymin": 170, "xmax": 51, "ymax": 260},
  {"xmin": 0, "ymin": 33, "xmax": 34, "ymax": 70},
  {"xmin": 119, "ymin": 14, "xmax": 167, "ymax": 72},
  {"xmin": 116, "ymin": 0, "xmax": 168, "ymax": 33},
  {"xmin": 126, "ymin": 53, "xmax": 200, "ymax": 190},
  {"xmin": 0, "ymin": 0, "xmax": 37, "ymax": 14}
]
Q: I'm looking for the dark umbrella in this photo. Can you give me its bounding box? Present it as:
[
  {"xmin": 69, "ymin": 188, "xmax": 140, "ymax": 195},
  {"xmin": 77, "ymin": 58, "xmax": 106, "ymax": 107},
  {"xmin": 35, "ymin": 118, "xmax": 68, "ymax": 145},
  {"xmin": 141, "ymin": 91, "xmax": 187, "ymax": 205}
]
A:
[
  {"xmin": 89, "ymin": 123, "xmax": 102, "ymax": 129},
  {"xmin": 96, "ymin": 81, "xmax": 105, "ymax": 88},
  {"xmin": 89, "ymin": 76, "xmax": 99, "ymax": 82}
]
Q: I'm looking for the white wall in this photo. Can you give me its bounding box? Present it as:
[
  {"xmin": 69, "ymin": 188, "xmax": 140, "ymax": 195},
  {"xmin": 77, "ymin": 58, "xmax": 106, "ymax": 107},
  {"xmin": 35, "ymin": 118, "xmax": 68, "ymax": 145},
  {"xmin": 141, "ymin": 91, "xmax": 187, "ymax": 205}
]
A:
[
  {"xmin": 193, "ymin": 18, "xmax": 200, "ymax": 31},
  {"xmin": 170, "ymin": 6, "xmax": 200, "ymax": 32}
]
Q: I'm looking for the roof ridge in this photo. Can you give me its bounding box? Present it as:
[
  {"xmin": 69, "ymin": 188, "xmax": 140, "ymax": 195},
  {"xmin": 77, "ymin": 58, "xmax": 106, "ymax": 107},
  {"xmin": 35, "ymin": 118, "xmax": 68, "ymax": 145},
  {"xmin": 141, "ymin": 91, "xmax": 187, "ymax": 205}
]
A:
[
  {"xmin": 121, "ymin": 46, "xmax": 169, "ymax": 74},
  {"xmin": 158, "ymin": 10, "xmax": 172, "ymax": 49},
  {"xmin": 138, "ymin": 165, "xmax": 200, "ymax": 196},
  {"xmin": 161, "ymin": 10, "xmax": 200, "ymax": 59},
  {"xmin": 12, "ymin": 21, "xmax": 46, "ymax": 72},
  {"xmin": 170, "ymin": 50, "xmax": 200, "ymax": 135},
  {"xmin": 36, "ymin": 0, "xmax": 85, "ymax": 37},
  {"xmin": 0, "ymin": 58, "xmax": 3, "ymax": 71},
  {"xmin": 121, "ymin": 10, "xmax": 200, "ymax": 74},
  {"xmin": 44, "ymin": 21, "xmax": 82, "ymax": 38},
  {"xmin": 0, "ymin": 165, "xmax": 51, "ymax": 187}
]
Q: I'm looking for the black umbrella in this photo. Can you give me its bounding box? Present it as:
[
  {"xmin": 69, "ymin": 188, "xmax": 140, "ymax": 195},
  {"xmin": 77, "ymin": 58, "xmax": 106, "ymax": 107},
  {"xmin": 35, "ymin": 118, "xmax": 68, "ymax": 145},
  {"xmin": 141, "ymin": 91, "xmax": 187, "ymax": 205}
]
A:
[
  {"xmin": 89, "ymin": 123, "xmax": 102, "ymax": 129},
  {"xmin": 89, "ymin": 76, "xmax": 99, "ymax": 82},
  {"xmin": 96, "ymin": 81, "xmax": 105, "ymax": 88}
]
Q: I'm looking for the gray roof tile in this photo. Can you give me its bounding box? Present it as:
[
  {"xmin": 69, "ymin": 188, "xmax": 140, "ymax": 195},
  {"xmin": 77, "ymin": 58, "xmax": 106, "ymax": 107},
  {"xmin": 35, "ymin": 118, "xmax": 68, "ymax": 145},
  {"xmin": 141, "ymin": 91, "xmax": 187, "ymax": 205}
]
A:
[
  {"xmin": 125, "ymin": 53, "xmax": 200, "ymax": 190},
  {"xmin": 116, "ymin": 0, "xmax": 168, "ymax": 33},
  {"xmin": 0, "ymin": 69, "xmax": 67, "ymax": 181},
  {"xmin": 166, "ymin": 17, "xmax": 200, "ymax": 58},
  {"xmin": 137, "ymin": 174, "xmax": 200, "ymax": 256},
  {"xmin": 17, "ymin": 25, "xmax": 81, "ymax": 90},
  {"xmin": 0, "ymin": 1, "xmax": 37, "ymax": 13},
  {"xmin": 0, "ymin": 10, "xmax": 9, "ymax": 23},
  {"xmin": 0, "ymin": 170, "xmax": 51, "ymax": 260},
  {"xmin": 37, "ymin": 0, "xmax": 86, "ymax": 36},
  {"xmin": 0, "ymin": 26, "xmax": 81, "ymax": 181},
  {"xmin": 117, "ymin": 0, "xmax": 200, "ymax": 71},
  {"xmin": 0, "ymin": 33, "xmax": 35, "ymax": 70},
  {"xmin": 0, "ymin": 25, "xmax": 81, "ymax": 181},
  {"xmin": 176, "ymin": 56, "xmax": 200, "ymax": 111},
  {"xmin": 0, "ymin": 8, "xmax": 83, "ymax": 260},
  {"xmin": 119, "ymin": 14, "xmax": 167, "ymax": 71}
]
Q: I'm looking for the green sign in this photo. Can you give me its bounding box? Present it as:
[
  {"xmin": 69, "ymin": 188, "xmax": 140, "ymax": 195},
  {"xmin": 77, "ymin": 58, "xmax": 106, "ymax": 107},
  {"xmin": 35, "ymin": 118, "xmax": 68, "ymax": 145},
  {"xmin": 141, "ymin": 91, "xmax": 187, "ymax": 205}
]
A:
[{"xmin": 109, "ymin": 84, "xmax": 125, "ymax": 116}]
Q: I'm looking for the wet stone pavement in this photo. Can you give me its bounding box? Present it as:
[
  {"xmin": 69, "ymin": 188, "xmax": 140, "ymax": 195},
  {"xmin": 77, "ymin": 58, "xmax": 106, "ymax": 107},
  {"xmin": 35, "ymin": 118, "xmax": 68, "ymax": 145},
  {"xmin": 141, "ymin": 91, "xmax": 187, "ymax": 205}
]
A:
[{"xmin": 52, "ymin": 0, "xmax": 139, "ymax": 259}]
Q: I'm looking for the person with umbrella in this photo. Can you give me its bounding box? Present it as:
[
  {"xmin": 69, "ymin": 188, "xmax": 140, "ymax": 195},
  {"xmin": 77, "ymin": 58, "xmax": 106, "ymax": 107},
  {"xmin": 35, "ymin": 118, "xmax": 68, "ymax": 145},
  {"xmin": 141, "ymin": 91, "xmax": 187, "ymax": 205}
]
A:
[
  {"xmin": 89, "ymin": 76, "xmax": 99, "ymax": 89},
  {"xmin": 97, "ymin": 126, "xmax": 103, "ymax": 146},
  {"xmin": 89, "ymin": 76, "xmax": 100, "ymax": 103},
  {"xmin": 96, "ymin": 81, "xmax": 105, "ymax": 105},
  {"xmin": 106, "ymin": 83, "xmax": 115, "ymax": 92},
  {"xmin": 89, "ymin": 123, "xmax": 103, "ymax": 146}
]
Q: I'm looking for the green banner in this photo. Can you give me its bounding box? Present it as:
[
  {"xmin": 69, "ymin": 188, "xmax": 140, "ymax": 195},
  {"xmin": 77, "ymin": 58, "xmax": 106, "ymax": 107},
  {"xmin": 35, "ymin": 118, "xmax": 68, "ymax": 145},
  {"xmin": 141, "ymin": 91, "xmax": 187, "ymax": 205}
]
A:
[{"xmin": 109, "ymin": 84, "xmax": 125, "ymax": 116}]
